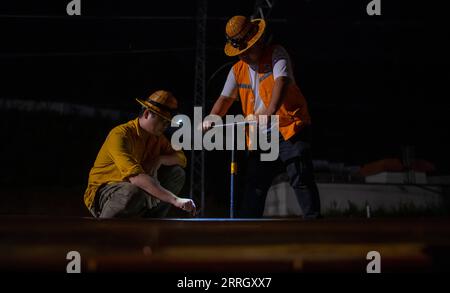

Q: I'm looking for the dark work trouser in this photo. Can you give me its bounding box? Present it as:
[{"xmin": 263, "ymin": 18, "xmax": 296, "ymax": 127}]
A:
[
  {"xmin": 240, "ymin": 129, "xmax": 321, "ymax": 219},
  {"xmin": 92, "ymin": 165, "xmax": 185, "ymax": 219}
]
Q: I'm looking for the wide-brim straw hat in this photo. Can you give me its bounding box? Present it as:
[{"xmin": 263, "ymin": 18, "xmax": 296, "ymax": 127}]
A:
[
  {"xmin": 136, "ymin": 90, "xmax": 178, "ymax": 122},
  {"xmin": 224, "ymin": 15, "xmax": 266, "ymax": 57}
]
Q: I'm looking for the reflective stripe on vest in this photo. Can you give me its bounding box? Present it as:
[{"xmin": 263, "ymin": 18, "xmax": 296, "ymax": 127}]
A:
[
  {"xmin": 237, "ymin": 83, "xmax": 252, "ymax": 89},
  {"xmin": 259, "ymin": 72, "xmax": 272, "ymax": 83}
]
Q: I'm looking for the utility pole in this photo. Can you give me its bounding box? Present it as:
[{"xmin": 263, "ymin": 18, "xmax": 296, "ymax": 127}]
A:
[{"xmin": 190, "ymin": 0, "xmax": 207, "ymax": 216}]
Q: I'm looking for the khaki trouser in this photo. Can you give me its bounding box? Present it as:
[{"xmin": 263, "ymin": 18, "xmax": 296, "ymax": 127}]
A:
[{"xmin": 91, "ymin": 165, "xmax": 185, "ymax": 218}]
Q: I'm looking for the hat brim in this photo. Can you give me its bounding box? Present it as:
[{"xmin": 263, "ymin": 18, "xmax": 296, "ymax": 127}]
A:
[
  {"xmin": 224, "ymin": 19, "xmax": 266, "ymax": 57},
  {"xmin": 136, "ymin": 98, "xmax": 173, "ymax": 122}
]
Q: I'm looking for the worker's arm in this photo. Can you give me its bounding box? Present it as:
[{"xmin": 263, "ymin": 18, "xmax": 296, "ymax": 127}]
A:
[
  {"xmin": 149, "ymin": 151, "xmax": 186, "ymax": 174},
  {"xmin": 203, "ymin": 69, "xmax": 238, "ymax": 131},
  {"xmin": 129, "ymin": 174, "xmax": 195, "ymax": 213},
  {"xmin": 202, "ymin": 94, "xmax": 236, "ymax": 132},
  {"xmin": 158, "ymin": 153, "xmax": 182, "ymax": 166},
  {"xmin": 256, "ymin": 76, "xmax": 290, "ymax": 117},
  {"xmin": 211, "ymin": 95, "xmax": 236, "ymax": 117},
  {"xmin": 256, "ymin": 45, "xmax": 293, "ymax": 119}
]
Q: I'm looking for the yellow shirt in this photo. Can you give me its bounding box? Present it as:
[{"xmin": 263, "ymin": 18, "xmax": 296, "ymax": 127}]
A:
[{"xmin": 83, "ymin": 118, "xmax": 186, "ymax": 209}]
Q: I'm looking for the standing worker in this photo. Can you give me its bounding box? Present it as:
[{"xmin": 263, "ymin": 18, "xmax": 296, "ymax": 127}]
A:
[
  {"xmin": 203, "ymin": 15, "xmax": 321, "ymax": 219},
  {"xmin": 84, "ymin": 90, "xmax": 196, "ymax": 218}
]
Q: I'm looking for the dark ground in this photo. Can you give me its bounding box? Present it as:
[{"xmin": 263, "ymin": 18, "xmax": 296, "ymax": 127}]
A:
[{"xmin": 1, "ymin": 216, "xmax": 449, "ymax": 272}]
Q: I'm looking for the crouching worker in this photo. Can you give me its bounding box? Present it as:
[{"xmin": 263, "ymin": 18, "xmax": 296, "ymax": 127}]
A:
[{"xmin": 84, "ymin": 90, "xmax": 196, "ymax": 218}]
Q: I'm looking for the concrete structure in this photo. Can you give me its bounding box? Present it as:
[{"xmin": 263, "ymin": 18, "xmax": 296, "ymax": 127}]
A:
[
  {"xmin": 365, "ymin": 171, "xmax": 427, "ymax": 184},
  {"xmin": 264, "ymin": 175, "xmax": 444, "ymax": 217}
]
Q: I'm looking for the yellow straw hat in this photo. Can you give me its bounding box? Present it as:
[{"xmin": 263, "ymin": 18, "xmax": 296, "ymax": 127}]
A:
[
  {"xmin": 136, "ymin": 90, "xmax": 178, "ymax": 122},
  {"xmin": 224, "ymin": 15, "xmax": 266, "ymax": 57}
]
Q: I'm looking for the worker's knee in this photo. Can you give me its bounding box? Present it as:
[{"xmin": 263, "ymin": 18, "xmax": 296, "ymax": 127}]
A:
[
  {"xmin": 159, "ymin": 166, "xmax": 186, "ymax": 195},
  {"xmin": 98, "ymin": 183, "xmax": 147, "ymax": 218},
  {"xmin": 169, "ymin": 165, "xmax": 186, "ymax": 182},
  {"xmin": 120, "ymin": 183, "xmax": 146, "ymax": 200}
]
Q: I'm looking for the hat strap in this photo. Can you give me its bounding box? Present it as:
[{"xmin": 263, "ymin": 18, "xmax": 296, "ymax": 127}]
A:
[
  {"xmin": 226, "ymin": 23, "xmax": 259, "ymax": 49},
  {"xmin": 145, "ymin": 99, "xmax": 175, "ymax": 113}
]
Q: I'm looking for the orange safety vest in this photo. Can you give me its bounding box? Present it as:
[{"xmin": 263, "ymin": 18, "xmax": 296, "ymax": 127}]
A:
[{"xmin": 232, "ymin": 45, "xmax": 311, "ymax": 141}]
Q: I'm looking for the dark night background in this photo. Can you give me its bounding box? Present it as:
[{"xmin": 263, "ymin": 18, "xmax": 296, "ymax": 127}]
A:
[{"xmin": 0, "ymin": 0, "xmax": 449, "ymax": 216}]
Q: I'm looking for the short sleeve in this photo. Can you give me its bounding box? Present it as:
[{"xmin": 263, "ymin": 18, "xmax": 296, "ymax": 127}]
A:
[
  {"xmin": 272, "ymin": 46, "xmax": 292, "ymax": 80},
  {"xmin": 220, "ymin": 68, "xmax": 238, "ymax": 98}
]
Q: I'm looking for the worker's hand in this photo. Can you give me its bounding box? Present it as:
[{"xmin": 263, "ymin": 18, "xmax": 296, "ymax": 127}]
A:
[
  {"xmin": 246, "ymin": 113, "xmax": 267, "ymax": 127},
  {"xmin": 202, "ymin": 120, "xmax": 214, "ymax": 132},
  {"xmin": 254, "ymin": 109, "xmax": 271, "ymax": 125},
  {"xmin": 245, "ymin": 113, "xmax": 257, "ymax": 122},
  {"xmin": 174, "ymin": 197, "xmax": 197, "ymax": 215}
]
